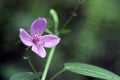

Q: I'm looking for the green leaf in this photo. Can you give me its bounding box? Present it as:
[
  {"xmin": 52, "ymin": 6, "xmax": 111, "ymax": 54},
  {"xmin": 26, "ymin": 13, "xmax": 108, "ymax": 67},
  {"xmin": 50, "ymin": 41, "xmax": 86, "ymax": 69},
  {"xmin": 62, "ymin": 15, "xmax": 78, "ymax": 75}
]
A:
[
  {"xmin": 9, "ymin": 72, "xmax": 42, "ymax": 80},
  {"xmin": 26, "ymin": 72, "xmax": 42, "ymax": 80},
  {"xmin": 64, "ymin": 63, "xmax": 120, "ymax": 80}
]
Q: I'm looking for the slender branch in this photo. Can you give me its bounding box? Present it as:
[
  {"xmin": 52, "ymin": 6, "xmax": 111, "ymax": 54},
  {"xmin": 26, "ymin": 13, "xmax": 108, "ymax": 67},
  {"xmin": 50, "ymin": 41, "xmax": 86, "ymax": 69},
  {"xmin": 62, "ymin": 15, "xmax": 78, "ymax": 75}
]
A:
[
  {"xmin": 25, "ymin": 48, "xmax": 36, "ymax": 73},
  {"xmin": 25, "ymin": 48, "xmax": 40, "ymax": 80},
  {"xmin": 50, "ymin": 69, "xmax": 65, "ymax": 80},
  {"xmin": 41, "ymin": 47, "xmax": 56, "ymax": 80},
  {"xmin": 60, "ymin": 0, "xmax": 85, "ymax": 34}
]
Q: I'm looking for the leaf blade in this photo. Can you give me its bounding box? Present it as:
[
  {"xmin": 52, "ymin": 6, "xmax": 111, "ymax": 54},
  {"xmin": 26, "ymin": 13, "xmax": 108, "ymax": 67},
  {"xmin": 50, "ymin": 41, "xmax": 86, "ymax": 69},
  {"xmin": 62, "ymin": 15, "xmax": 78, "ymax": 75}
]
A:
[
  {"xmin": 64, "ymin": 63, "xmax": 120, "ymax": 80},
  {"xmin": 10, "ymin": 72, "xmax": 33, "ymax": 80},
  {"xmin": 9, "ymin": 72, "xmax": 42, "ymax": 80}
]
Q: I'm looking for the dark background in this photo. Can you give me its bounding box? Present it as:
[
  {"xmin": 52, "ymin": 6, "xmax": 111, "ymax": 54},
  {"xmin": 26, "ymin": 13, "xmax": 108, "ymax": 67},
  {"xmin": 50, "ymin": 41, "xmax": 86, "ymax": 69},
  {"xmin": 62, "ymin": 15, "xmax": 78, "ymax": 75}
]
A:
[{"xmin": 0, "ymin": 0, "xmax": 120, "ymax": 80}]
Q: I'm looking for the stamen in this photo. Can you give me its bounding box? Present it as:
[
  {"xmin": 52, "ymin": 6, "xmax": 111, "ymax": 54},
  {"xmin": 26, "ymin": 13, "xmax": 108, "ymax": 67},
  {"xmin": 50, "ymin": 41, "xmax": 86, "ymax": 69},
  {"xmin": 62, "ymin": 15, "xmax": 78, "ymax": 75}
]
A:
[
  {"xmin": 34, "ymin": 34, "xmax": 40, "ymax": 38},
  {"xmin": 33, "ymin": 34, "xmax": 45, "ymax": 46},
  {"xmin": 33, "ymin": 34, "xmax": 40, "ymax": 44}
]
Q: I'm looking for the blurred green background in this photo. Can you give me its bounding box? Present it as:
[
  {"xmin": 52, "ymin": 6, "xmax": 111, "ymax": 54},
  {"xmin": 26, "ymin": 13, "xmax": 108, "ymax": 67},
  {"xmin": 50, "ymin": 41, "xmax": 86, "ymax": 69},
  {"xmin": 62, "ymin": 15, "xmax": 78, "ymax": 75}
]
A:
[{"xmin": 0, "ymin": 0, "xmax": 120, "ymax": 80}]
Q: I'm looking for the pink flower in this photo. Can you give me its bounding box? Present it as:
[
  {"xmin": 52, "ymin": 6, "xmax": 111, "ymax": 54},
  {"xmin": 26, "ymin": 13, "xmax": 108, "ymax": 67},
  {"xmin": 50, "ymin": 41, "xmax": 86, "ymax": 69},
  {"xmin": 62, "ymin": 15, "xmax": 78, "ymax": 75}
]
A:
[{"xmin": 19, "ymin": 18, "xmax": 60, "ymax": 58}]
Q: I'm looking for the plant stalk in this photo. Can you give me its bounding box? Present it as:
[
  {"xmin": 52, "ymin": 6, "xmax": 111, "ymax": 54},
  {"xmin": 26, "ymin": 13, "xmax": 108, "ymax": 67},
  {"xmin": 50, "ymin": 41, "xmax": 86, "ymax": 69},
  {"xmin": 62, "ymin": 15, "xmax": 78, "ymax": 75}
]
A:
[{"xmin": 41, "ymin": 47, "xmax": 56, "ymax": 80}]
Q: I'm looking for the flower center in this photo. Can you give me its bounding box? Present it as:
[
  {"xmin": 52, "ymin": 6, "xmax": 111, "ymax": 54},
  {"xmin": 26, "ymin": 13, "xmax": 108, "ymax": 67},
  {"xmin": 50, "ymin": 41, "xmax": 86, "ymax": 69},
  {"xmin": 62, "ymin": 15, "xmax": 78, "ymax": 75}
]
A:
[
  {"xmin": 33, "ymin": 34, "xmax": 45, "ymax": 46},
  {"xmin": 33, "ymin": 34, "xmax": 40, "ymax": 44}
]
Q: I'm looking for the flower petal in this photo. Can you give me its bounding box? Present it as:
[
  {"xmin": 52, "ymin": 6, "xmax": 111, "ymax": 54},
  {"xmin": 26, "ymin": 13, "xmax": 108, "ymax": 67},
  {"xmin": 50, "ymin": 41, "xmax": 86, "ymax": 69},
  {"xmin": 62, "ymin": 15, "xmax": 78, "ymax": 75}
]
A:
[
  {"xmin": 30, "ymin": 18, "xmax": 47, "ymax": 37},
  {"xmin": 41, "ymin": 35, "xmax": 60, "ymax": 48},
  {"xmin": 31, "ymin": 45, "xmax": 46, "ymax": 58},
  {"xmin": 19, "ymin": 28, "xmax": 33, "ymax": 46}
]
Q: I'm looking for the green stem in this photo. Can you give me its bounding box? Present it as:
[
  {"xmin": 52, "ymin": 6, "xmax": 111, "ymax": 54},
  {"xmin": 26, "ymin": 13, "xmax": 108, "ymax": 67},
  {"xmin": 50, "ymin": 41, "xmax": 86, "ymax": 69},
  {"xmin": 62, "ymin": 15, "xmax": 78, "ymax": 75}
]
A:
[
  {"xmin": 26, "ymin": 55, "xmax": 36, "ymax": 73},
  {"xmin": 50, "ymin": 9, "xmax": 59, "ymax": 36},
  {"xmin": 50, "ymin": 69, "xmax": 65, "ymax": 80},
  {"xmin": 41, "ymin": 47, "xmax": 56, "ymax": 80},
  {"xmin": 25, "ymin": 48, "xmax": 40, "ymax": 80}
]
